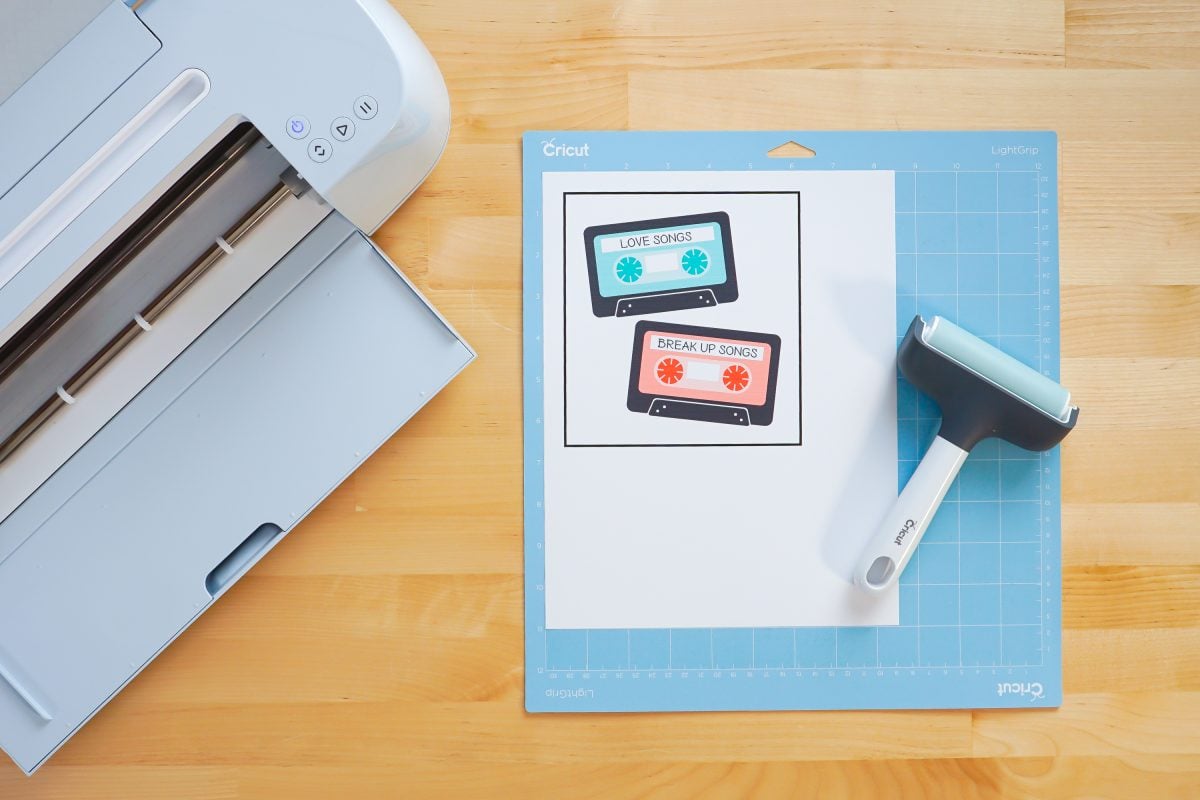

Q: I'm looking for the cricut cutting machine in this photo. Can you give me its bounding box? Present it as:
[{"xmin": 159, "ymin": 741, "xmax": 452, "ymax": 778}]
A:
[{"xmin": 0, "ymin": 0, "xmax": 472, "ymax": 774}]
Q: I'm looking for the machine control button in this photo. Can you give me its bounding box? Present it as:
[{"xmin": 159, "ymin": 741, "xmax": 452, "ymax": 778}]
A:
[
  {"xmin": 307, "ymin": 138, "xmax": 332, "ymax": 163},
  {"xmin": 331, "ymin": 116, "xmax": 355, "ymax": 141},
  {"xmin": 286, "ymin": 115, "xmax": 310, "ymax": 139},
  {"xmin": 353, "ymin": 95, "xmax": 378, "ymax": 120}
]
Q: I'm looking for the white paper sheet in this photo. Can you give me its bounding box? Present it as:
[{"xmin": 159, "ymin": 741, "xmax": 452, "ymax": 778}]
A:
[{"xmin": 541, "ymin": 170, "xmax": 898, "ymax": 629}]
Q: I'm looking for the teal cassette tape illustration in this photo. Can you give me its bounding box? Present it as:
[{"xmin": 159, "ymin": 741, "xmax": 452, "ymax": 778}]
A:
[{"xmin": 584, "ymin": 212, "xmax": 738, "ymax": 317}]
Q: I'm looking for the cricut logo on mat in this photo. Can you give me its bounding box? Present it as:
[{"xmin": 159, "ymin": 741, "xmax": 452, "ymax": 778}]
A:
[
  {"xmin": 542, "ymin": 138, "xmax": 590, "ymax": 157},
  {"xmin": 996, "ymin": 681, "xmax": 1044, "ymax": 702}
]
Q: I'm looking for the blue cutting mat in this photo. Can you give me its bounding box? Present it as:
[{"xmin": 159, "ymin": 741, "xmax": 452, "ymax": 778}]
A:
[{"xmin": 523, "ymin": 131, "xmax": 1061, "ymax": 710}]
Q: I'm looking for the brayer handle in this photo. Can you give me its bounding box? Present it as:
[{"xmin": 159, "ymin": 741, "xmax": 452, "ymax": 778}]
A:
[{"xmin": 854, "ymin": 435, "xmax": 969, "ymax": 593}]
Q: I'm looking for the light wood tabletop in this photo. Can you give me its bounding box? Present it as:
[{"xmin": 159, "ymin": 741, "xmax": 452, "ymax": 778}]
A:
[{"xmin": 4, "ymin": 1, "xmax": 1199, "ymax": 797}]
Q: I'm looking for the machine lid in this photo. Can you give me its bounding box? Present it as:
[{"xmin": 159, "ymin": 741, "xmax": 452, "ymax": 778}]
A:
[
  {"xmin": 0, "ymin": 213, "xmax": 472, "ymax": 773},
  {"xmin": 0, "ymin": 0, "xmax": 111, "ymax": 104}
]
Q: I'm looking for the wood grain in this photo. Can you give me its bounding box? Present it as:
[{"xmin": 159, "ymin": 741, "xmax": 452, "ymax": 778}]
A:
[
  {"xmin": 3, "ymin": 1, "xmax": 1198, "ymax": 797},
  {"xmin": 627, "ymin": 70, "xmax": 1200, "ymax": 139},
  {"xmin": 1066, "ymin": 0, "xmax": 1200, "ymax": 67}
]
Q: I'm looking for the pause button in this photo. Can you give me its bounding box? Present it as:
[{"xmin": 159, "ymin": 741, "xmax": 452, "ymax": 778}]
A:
[{"xmin": 354, "ymin": 95, "xmax": 378, "ymax": 120}]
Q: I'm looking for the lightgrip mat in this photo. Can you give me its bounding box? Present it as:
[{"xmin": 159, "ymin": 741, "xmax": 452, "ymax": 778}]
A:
[{"xmin": 523, "ymin": 131, "xmax": 1063, "ymax": 711}]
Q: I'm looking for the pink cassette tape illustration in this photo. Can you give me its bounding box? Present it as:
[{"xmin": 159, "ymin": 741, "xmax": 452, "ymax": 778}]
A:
[{"xmin": 627, "ymin": 321, "xmax": 782, "ymax": 426}]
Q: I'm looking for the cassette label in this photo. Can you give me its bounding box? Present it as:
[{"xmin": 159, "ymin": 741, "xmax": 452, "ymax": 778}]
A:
[
  {"xmin": 639, "ymin": 335, "xmax": 771, "ymax": 408},
  {"xmin": 648, "ymin": 334, "xmax": 766, "ymax": 361},
  {"xmin": 584, "ymin": 213, "xmax": 738, "ymax": 317},
  {"xmin": 598, "ymin": 225, "xmax": 716, "ymax": 254}
]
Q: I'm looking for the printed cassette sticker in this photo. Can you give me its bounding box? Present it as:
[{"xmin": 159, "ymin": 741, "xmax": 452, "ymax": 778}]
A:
[
  {"xmin": 584, "ymin": 212, "xmax": 738, "ymax": 317},
  {"xmin": 627, "ymin": 321, "xmax": 782, "ymax": 427}
]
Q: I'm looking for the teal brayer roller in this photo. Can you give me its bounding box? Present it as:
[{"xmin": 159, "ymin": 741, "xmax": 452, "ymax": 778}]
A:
[{"xmin": 854, "ymin": 315, "xmax": 1079, "ymax": 592}]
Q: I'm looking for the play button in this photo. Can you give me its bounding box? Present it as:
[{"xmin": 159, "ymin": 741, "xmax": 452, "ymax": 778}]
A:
[{"xmin": 330, "ymin": 116, "xmax": 355, "ymax": 142}]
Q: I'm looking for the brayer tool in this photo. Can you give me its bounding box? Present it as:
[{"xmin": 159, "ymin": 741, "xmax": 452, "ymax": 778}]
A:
[{"xmin": 854, "ymin": 315, "xmax": 1079, "ymax": 593}]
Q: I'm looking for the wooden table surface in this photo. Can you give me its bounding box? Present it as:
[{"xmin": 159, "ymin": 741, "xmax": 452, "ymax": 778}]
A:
[{"xmin": 4, "ymin": 2, "xmax": 1199, "ymax": 797}]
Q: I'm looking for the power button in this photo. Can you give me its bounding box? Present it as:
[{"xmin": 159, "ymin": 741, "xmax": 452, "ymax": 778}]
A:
[{"xmin": 286, "ymin": 116, "xmax": 310, "ymax": 139}]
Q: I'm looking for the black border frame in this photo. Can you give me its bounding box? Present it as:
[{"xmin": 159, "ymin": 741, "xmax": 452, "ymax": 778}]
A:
[{"xmin": 563, "ymin": 191, "xmax": 802, "ymax": 447}]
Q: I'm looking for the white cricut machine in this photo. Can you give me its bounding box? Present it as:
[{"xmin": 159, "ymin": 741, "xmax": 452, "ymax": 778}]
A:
[{"xmin": 0, "ymin": 0, "xmax": 472, "ymax": 774}]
